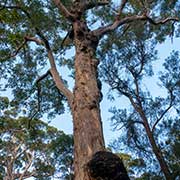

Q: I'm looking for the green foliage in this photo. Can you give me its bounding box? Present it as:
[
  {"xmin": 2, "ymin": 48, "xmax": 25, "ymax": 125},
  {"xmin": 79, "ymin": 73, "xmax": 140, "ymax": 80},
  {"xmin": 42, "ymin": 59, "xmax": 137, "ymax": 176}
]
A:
[
  {"xmin": 0, "ymin": 0, "xmax": 180, "ymax": 179},
  {"xmin": 101, "ymin": 21, "xmax": 180, "ymax": 178},
  {"xmin": 0, "ymin": 0, "xmax": 179, "ymax": 120},
  {"xmin": 0, "ymin": 96, "xmax": 9, "ymax": 110},
  {"xmin": 0, "ymin": 0, "xmax": 73, "ymax": 119},
  {"xmin": 0, "ymin": 116, "xmax": 73, "ymax": 179},
  {"xmin": 116, "ymin": 152, "xmax": 146, "ymax": 178}
]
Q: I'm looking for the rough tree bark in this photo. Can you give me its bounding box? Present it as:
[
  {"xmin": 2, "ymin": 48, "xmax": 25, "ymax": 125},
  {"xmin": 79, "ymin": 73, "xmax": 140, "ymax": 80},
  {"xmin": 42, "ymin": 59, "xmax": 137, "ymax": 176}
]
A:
[
  {"xmin": 51, "ymin": 1, "xmax": 178, "ymax": 179},
  {"xmin": 3, "ymin": 1, "xmax": 178, "ymax": 179},
  {"xmin": 72, "ymin": 20, "xmax": 106, "ymax": 179}
]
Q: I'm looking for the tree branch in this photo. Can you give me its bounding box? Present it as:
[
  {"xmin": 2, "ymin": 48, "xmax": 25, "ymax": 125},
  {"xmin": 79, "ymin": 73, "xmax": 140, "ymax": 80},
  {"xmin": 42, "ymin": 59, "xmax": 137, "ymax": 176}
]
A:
[
  {"xmin": 93, "ymin": 12, "xmax": 179, "ymax": 38},
  {"xmin": 117, "ymin": 0, "xmax": 128, "ymax": 15},
  {"xmin": 4, "ymin": 36, "xmax": 43, "ymax": 61},
  {"xmin": 152, "ymin": 91, "xmax": 174, "ymax": 133},
  {"xmin": 35, "ymin": 31, "xmax": 74, "ymax": 107},
  {"xmin": 52, "ymin": 0, "xmax": 75, "ymax": 21},
  {"xmin": 82, "ymin": 0, "xmax": 109, "ymax": 11},
  {"xmin": 93, "ymin": 14, "xmax": 147, "ymax": 37},
  {"xmin": 1, "ymin": 5, "xmax": 31, "ymax": 19},
  {"xmin": 3, "ymin": 4, "xmax": 74, "ymax": 108},
  {"xmin": 35, "ymin": 70, "xmax": 52, "ymax": 111},
  {"xmin": 28, "ymin": 70, "xmax": 52, "ymax": 128},
  {"xmin": 146, "ymin": 15, "xmax": 179, "ymax": 25},
  {"xmin": 114, "ymin": 119, "xmax": 144, "ymax": 131},
  {"xmin": 9, "ymin": 39, "xmax": 27, "ymax": 58},
  {"xmin": 24, "ymin": 36, "xmax": 44, "ymax": 45},
  {"xmin": 19, "ymin": 152, "xmax": 34, "ymax": 180}
]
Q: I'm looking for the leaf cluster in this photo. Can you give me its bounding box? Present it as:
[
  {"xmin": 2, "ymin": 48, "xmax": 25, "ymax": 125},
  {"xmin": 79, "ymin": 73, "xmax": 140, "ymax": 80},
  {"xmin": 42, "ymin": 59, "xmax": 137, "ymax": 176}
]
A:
[{"xmin": 0, "ymin": 116, "xmax": 73, "ymax": 179}]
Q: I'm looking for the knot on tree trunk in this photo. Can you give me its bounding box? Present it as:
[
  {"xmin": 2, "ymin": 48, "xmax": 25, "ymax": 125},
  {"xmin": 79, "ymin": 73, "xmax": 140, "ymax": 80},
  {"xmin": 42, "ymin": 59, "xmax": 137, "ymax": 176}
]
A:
[{"xmin": 87, "ymin": 151, "xmax": 130, "ymax": 180}]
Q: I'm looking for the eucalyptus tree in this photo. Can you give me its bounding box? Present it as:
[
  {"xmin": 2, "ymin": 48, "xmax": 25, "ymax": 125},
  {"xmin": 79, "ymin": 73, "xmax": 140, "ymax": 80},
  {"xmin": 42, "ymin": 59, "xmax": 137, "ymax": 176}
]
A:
[
  {"xmin": 100, "ymin": 24, "xmax": 180, "ymax": 179},
  {"xmin": 0, "ymin": 0, "xmax": 179, "ymax": 179},
  {"xmin": 0, "ymin": 116, "xmax": 73, "ymax": 179}
]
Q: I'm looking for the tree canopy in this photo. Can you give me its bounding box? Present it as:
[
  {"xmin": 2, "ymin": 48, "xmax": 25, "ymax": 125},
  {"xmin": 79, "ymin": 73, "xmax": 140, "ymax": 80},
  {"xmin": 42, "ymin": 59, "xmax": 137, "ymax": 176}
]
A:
[
  {"xmin": 0, "ymin": 0, "xmax": 180, "ymax": 180},
  {"xmin": 102, "ymin": 26, "xmax": 180, "ymax": 179},
  {"xmin": 0, "ymin": 0, "xmax": 179, "ymax": 118},
  {"xmin": 0, "ymin": 116, "xmax": 73, "ymax": 179}
]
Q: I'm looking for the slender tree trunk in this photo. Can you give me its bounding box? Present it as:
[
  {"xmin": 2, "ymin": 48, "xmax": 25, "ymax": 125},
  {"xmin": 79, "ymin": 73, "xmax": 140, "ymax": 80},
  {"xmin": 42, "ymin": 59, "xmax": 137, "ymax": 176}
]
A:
[
  {"xmin": 72, "ymin": 20, "xmax": 105, "ymax": 180},
  {"xmin": 138, "ymin": 110, "xmax": 172, "ymax": 180}
]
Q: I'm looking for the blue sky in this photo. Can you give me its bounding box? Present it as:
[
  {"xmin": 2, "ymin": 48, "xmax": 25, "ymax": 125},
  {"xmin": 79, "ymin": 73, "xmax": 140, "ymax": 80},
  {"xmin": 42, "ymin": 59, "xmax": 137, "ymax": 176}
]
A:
[
  {"xmin": 0, "ymin": 36, "xmax": 179, "ymax": 147},
  {"xmin": 48, "ymin": 37, "xmax": 180, "ymax": 146}
]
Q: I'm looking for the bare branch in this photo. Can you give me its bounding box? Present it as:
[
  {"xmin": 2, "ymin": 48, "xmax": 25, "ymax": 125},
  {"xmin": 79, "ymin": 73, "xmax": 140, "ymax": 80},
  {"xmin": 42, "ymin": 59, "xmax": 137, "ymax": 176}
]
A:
[
  {"xmin": 152, "ymin": 91, "xmax": 174, "ymax": 133},
  {"xmin": 36, "ymin": 70, "xmax": 51, "ymax": 84},
  {"xmin": 146, "ymin": 15, "xmax": 179, "ymax": 25},
  {"xmin": 93, "ymin": 12, "xmax": 179, "ymax": 38},
  {"xmin": 36, "ymin": 70, "xmax": 51, "ymax": 110},
  {"xmin": 24, "ymin": 36, "xmax": 44, "ymax": 45},
  {"xmin": 93, "ymin": 14, "xmax": 147, "ymax": 37},
  {"xmin": 28, "ymin": 70, "xmax": 51, "ymax": 128},
  {"xmin": 35, "ymin": 31, "xmax": 74, "ymax": 107},
  {"xmin": 52, "ymin": 0, "xmax": 75, "ymax": 21}
]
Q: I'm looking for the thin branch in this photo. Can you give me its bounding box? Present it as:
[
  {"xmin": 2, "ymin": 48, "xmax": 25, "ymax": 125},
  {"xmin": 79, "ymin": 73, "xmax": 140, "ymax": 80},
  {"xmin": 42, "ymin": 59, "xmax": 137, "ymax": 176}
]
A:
[
  {"xmin": 117, "ymin": 0, "xmax": 128, "ymax": 15},
  {"xmin": 52, "ymin": 0, "xmax": 75, "ymax": 21},
  {"xmin": 28, "ymin": 70, "xmax": 51, "ymax": 128},
  {"xmin": 24, "ymin": 36, "xmax": 44, "ymax": 45},
  {"xmin": 1, "ymin": 6, "xmax": 43, "ymax": 59},
  {"xmin": 93, "ymin": 14, "xmax": 147, "ymax": 37},
  {"xmin": 152, "ymin": 91, "xmax": 174, "ymax": 133},
  {"xmin": 9, "ymin": 39, "xmax": 27, "ymax": 58},
  {"xmin": 3, "ymin": 4, "xmax": 74, "ymax": 108},
  {"xmin": 36, "ymin": 31, "xmax": 74, "ymax": 107},
  {"xmin": 36, "ymin": 70, "xmax": 51, "ymax": 110},
  {"xmin": 121, "ymin": 23, "xmax": 131, "ymax": 36},
  {"xmin": 4, "ymin": 36, "xmax": 43, "ymax": 61},
  {"xmin": 28, "ymin": 111, "xmax": 38, "ymax": 129},
  {"xmin": 127, "ymin": 56, "xmax": 144, "ymax": 105},
  {"xmin": 93, "ymin": 12, "xmax": 179, "ymax": 38},
  {"xmin": 15, "ymin": 147, "xmax": 28, "ymax": 161},
  {"xmin": 146, "ymin": 15, "xmax": 179, "ymax": 25},
  {"xmin": 82, "ymin": 0, "xmax": 109, "ymax": 11},
  {"xmin": 36, "ymin": 70, "xmax": 51, "ymax": 83},
  {"xmin": 1, "ymin": 5, "xmax": 31, "ymax": 19},
  {"xmin": 114, "ymin": 119, "xmax": 144, "ymax": 131},
  {"xmin": 19, "ymin": 152, "xmax": 34, "ymax": 180}
]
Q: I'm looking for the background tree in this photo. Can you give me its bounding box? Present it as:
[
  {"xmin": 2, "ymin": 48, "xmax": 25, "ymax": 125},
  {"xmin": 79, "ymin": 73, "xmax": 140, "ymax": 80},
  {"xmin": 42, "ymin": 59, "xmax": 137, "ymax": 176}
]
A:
[
  {"xmin": 0, "ymin": 115, "xmax": 73, "ymax": 179},
  {"xmin": 0, "ymin": 0, "xmax": 179, "ymax": 179},
  {"xmin": 100, "ymin": 24, "xmax": 180, "ymax": 179}
]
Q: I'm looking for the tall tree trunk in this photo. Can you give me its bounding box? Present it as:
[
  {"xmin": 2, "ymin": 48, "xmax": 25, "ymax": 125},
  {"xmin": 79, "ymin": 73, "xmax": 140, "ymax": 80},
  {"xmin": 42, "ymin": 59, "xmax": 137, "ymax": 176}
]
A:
[
  {"xmin": 71, "ymin": 20, "xmax": 130, "ymax": 180},
  {"xmin": 72, "ymin": 20, "xmax": 105, "ymax": 180}
]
